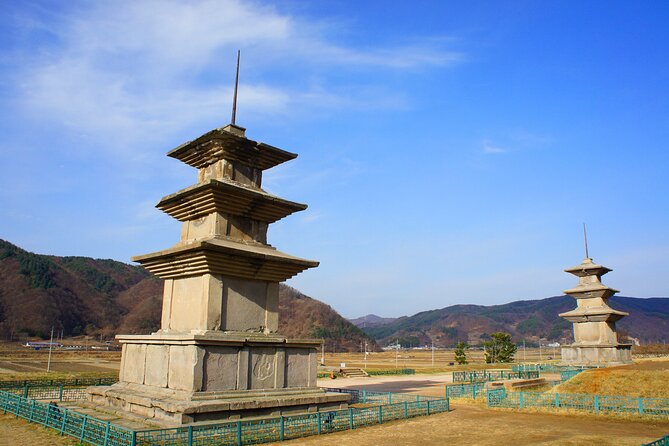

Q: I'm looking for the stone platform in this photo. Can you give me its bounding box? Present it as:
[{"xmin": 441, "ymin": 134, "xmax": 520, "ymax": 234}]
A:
[
  {"xmin": 560, "ymin": 343, "xmax": 632, "ymax": 367},
  {"xmin": 88, "ymin": 332, "xmax": 349, "ymax": 426}
]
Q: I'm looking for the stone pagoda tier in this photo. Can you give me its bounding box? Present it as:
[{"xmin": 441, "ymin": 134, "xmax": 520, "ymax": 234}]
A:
[
  {"xmin": 89, "ymin": 124, "xmax": 348, "ymax": 426},
  {"xmin": 559, "ymin": 257, "xmax": 632, "ymax": 366}
]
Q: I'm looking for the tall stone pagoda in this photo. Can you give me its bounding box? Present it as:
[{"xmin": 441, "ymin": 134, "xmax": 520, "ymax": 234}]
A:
[
  {"xmin": 559, "ymin": 254, "xmax": 632, "ymax": 366},
  {"xmin": 89, "ymin": 121, "xmax": 348, "ymax": 425}
]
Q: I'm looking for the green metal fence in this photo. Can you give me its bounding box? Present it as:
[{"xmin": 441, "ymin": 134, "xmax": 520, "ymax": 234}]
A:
[
  {"xmin": 486, "ymin": 388, "xmax": 669, "ymax": 417},
  {"xmin": 559, "ymin": 369, "xmax": 584, "ymax": 381},
  {"xmin": 644, "ymin": 434, "xmax": 669, "ymax": 446},
  {"xmin": 0, "ymin": 384, "xmax": 450, "ymax": 446},
  {"xmin": 136, "ymin": 392, "xmax": 449, "ymax": 446},
  {"xmin": 512, "ymin": 364, "xmax": 591, "ymax": 373},
  {"xmin": 0, "ymin": 377, "xmax": 116, "ymax": 389},
  {"xmin": 3, "ymin": 383, "xmax": 104, "ymax": 401},
  {"xmin": 367, "ymin": 369, "xmax": 416, "ymax": 376},
  {"xmin": 445, "ymin": 383, "xmax": 486, "ymax": 399},
  {"xmin": 452, "ymin": 370, "xmax": 540, "ymax": 383},
  {"xmin": 1, "ymin": 390, "xmax": 135, "ymax": 445}
]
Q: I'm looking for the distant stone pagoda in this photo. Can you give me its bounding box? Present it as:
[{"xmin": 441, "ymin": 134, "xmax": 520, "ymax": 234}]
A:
[
  {"xmin": 559, "ymin": 256, "xmax": 632, "ymax": 366},
  {"xmin": 89, "ymin": 123, "xmax": 348, "ymax": 425}
]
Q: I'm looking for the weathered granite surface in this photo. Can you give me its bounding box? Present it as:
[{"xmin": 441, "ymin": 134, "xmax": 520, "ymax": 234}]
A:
[
  {"xmin": 91, "ymin": 124, "xmax": 347, "ymax": 425},
  {"xmin": 559, "ymin": 257, "xmax": 632, "ymax": 366}
]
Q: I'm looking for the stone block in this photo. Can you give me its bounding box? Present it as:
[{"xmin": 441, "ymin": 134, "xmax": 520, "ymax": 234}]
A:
[
  {"xmin": 249, "ymin": 348, "xmax": 277, "ymax": 390},
  {"xmin": 122, "ymin": 344, "xmax": 147, "ymax": 384},
  {"xmin": 285, "ymin": 348, "xmax": 310, "ymax": 388},
  {"xmin": 265, "ymin": 283, "xmax": 279, "ymax": 332},
  {"xmin": 168, "ymin": 276, "xmax": 206, "ymax": 331},
  {"xmin": 144, "ymin": 345, "xmax": 169, "ymax": 388},
  {"xmin": 221, "ymin": 277, "xmax": 271, "ymax": 332},
  {"xmin": 168, "ymin": 345, "xmax": 201, "ymax": 392},
  {"xmin": 237, "ymin": 348, "xmax": 249, "ymax": 390},
  {"xmin": 202, "ymin": 346, "xmax": 238, "ymax": 391}
]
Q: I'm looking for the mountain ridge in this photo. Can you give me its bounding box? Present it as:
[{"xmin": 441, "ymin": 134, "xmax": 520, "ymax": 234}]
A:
[
  {"xmin": 352, "ymin": 295, "xmax": 669, "ymax": 347},
  {"xmin": 0, "ymin": 239, "xmax": 379, "ymax": 352}
]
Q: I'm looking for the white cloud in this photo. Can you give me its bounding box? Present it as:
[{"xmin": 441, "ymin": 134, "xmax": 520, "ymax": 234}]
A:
[
  {"xmin": 482, "ymin": 142, "xmax": 507, "ymax": 154},
  {"xmin": 13, "ymin": 0, "xmax": 463, "ymax": 159}
]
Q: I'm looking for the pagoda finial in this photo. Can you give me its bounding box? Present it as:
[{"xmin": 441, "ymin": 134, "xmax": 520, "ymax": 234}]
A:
[
  {"xmin": 583, "ymin": 223, "xmax": 590, "ymax": 260},
  {"xmin": 231, "ymin": 50, "xmax": 241, "ymax": 125}
]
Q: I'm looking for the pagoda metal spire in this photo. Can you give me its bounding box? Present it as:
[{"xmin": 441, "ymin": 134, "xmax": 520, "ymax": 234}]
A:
[
  {"xmin": 231, "ymin": 50, "xmax": 240, "ymax": 125},
  {"xmin": 583, "ymin": 223, "xmax": 590, "ymax": 259}
]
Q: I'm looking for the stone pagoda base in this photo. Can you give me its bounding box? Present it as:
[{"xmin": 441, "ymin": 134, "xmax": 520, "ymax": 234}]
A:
[
  {"xmin": 88, "ymin": 332, "xmax": 349, "ymax": 426},
  {"xmin": 560, "ymin": 343, "xmax": 632, "ymax": 367}
]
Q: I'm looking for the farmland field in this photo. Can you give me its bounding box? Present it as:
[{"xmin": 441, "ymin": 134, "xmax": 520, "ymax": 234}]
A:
[{"xmin": 2, "ymin": 341, "xmax": 668, "ymax": 445}]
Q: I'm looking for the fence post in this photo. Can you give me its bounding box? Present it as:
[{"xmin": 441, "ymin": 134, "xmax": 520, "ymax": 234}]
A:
[
  {"xmin": 404, "ymin": 401, "xmax": 408, "ymax": 418},
  {"xmin": 45, "ymin": 402, "xmax": 50, "ymax": 427},
  {"xmin": 594, "ymin": 395, "xmax": 599, "ymax": 414},
  {"xmin": 317, "ymin": 412, "xmax": 322, "ymax": 434},
  {"xmin": 103, "ymin": 421, "xmax": 110, "ymax": 446},
  {"xmin": 638, "ymin": 397, "xmax": 644, "ymax": 415},
  {"xmin": 59, "ymin": 384, "xmax": 64, "ymax": 402},
  {"xmin": 388, "ymin": 392, "xmax": 392, "ymax": 404},
  {"xmin": 28, "ymin": 400, "xmax": 36, "ymax": 423},
  {"xmin": 80, "ymin": 415, "xmax": 88, "ymax": 443},
  {"xmin": 280, "ymin": 416, "xmax": 285, "ymax": 441},
  {"xmin": 23, "ymin": 384, "xmax": 29, "ymax": 398},
  {"xmin": 555, "ymin": 393, "xmax": 559, "ymax": 408},
  {"xmin": 59, "ymin": 410, "xmax": 68, "ymax": 435},
  {"xmin": 362, "ymin": 390, "xmax": 367, "ymax": 403},
  {"xmin": 445, "ymin": 386, "xmax": 449, "ymax": 399},
  {"xmin": 131, "ymin": 431, "xmax": 137, "ymax": 446},
  {"xmin": 519, "ymin": 392, "xmax": 524, "ymax": 409},
  {"xmin": 349, "ymin": 408, "xmax": 354, "ymax": 429},
  {"xmin": 236, "ymin": 420, "xmax": 242, "ymax": 446},
  {"xmin": 427, "ymin": 400, "xmax": 431, "ymax": 415}
]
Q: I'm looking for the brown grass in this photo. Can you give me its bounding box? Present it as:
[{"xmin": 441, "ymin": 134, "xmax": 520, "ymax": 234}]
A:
[
  {"xmin": 263, "ymin": 403, "xmax": 669, "ymax": 446},
  {"xmin": 0, "ymin": 414, "xmax": 77, "ymax": 446},
  {"xmin": 552, "ymin": 360, "xmax": 669, "ymax": 398}
]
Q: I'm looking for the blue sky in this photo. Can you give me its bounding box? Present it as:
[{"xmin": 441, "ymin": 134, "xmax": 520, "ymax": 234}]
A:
[{"xmin": 1, "ymin": 1, "xmax": 668, "ymax": 318}]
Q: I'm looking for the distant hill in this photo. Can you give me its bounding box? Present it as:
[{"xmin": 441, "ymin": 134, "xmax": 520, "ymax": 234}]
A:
[
  {"xmin": 348, "ymin": 314, "xmax": 398, "ymax": 328},
  {"xmin": 356, "ymin": 296, "xmax": 669, "ymax": 347},
  {"xmin": 279, "ymin": 286, "xmax": 380, "ymax": 352},
  {"xmin": 0, "ymin": 239, "xmax": 378, "ymax": 352}
]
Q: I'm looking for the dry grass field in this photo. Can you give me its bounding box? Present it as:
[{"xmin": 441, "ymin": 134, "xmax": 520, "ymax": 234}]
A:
[
  {"xmin": 0, "ymin": 414, "xmax": 77, "ymax": 446},
  {"xmin": 265, "ymin": 403, "xmax": 669, "ymax": 446},
  {"xmin": 2, "ymin": 343, "xmax": 669, "ymax": 445},
  {"xmin": 320, "ymin": 347, "xmax": 562, "ymax": 373},
  {"xmin": 553, "ymin": 358, "xmax": 669, "ymax": 398},
  {"xmin": 0, "ymin": 342, "xmax": 120, "ymax": 380}
]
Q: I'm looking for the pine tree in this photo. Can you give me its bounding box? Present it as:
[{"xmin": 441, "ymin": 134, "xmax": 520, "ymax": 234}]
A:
[
  {"xmin": 483, "ymin": 332, "xmax": 517, "ymax": 363},
  {"xmin": 454, "ymin": 341, "xmax": 469, "ymax": 364}
]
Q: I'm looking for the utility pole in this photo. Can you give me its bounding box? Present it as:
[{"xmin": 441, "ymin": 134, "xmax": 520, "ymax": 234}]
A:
[
  {"xmin": 364, "ymin": 341, "xmax": 368, "ymax": 369},
  {"xmin": 539, "ymin": 343, "xmax": 542, "ymax": 361},
  {"xmin": 46, "ymin": 327, "xmax": 54, "ymax": 373},
  {"xmin": 523, "ymin": 340, "xmax": 526, "ymax": 362}
]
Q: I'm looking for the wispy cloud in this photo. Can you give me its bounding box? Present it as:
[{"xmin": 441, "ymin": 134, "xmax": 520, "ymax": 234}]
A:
[
  {"xmin": 480, "ymin": 130, "xmax": 551, "ymax": 155},
  {"xmin": 11, "ymin": 0, "xmax": 463, "ymax": 161},
  {"xmin": 482, "ymin": 141, "xmax": 507, "ymax": 154}
]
